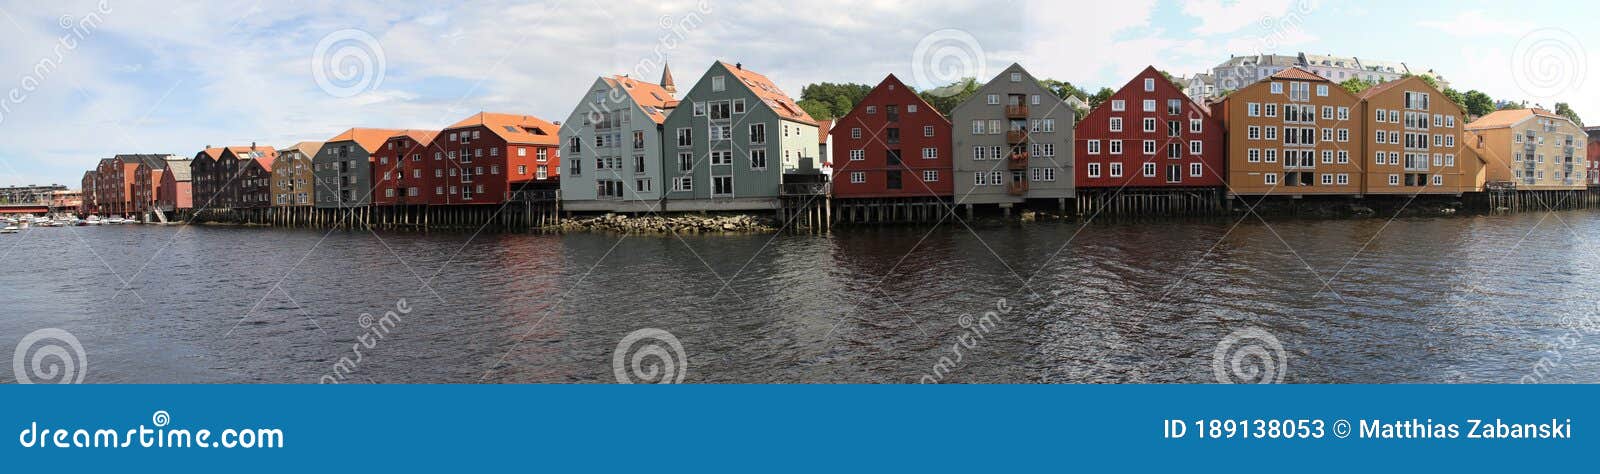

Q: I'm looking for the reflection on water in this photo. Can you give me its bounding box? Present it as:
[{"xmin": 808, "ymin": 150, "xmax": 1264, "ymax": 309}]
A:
[{"xmin": 3, "ymin": 211, "xmax": 1598, "ymax": 384}]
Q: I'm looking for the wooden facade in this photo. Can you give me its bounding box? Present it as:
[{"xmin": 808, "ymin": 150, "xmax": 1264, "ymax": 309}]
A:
[
  {"xmin": 1218, "ymin": 67, "xmax": 1364, "ymax": 196},
  {"xmin": 829, "ymin": 74, "xmax": 952, "ymax": 200},
  {"xmin": 1075, "ymin": 66, "xmax": 1225, "ymax": 190}
]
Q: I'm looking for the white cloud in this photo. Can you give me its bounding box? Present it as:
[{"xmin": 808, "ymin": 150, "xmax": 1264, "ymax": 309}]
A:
[
  {"xmin": 1181, "ymin": 0, "xmax": 1305, "ymax": 35},
  {"xmin": 1419, "ymin": 10, "xmax": 1536, "ymax": 38}
]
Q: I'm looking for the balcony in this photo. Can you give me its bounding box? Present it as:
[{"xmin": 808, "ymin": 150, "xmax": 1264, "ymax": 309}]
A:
[
  {"xmin": 1006, "ymin": 180, "xmax": 1029, "ymax": 196},
  {"xmin": 1008, "ymin": 152, "xmax": 1030, "ymax": 170},
  {"xmin": 1005, "ymin": 105, "xmax": 1029, "ymax": 119},
  {"xmin": 1006, "ymin": 130, "xmax": 1028, "ymax": 144}
]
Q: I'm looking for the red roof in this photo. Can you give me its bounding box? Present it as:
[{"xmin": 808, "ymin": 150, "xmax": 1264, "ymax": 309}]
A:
[
  {"xmin": 327, "ymin": 128, "xmax": 406, "ymax": 153},
  {"xmin": 718, "ymin": 61, "xmax": 816, "ymax": 125},
  {"xmin": 1271, "ymin": 66, "xmax": 1332, "ymax": 82},
  {"xmin": 816, "ymin": 119, "xmax": 832, "ymax": 144},
  {"xmin": 445, "ymin": 112, "xmax": 559, "ymax": 145},
  {"xmin": 604, "ymin": 75, "xmax": 676, "ymax": 124}
]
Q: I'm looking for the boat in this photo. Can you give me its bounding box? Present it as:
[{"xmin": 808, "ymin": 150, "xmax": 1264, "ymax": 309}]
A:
[
  {"xmin": 85, "ymin": 215, "xmax": 102, "ymax": 225},
  {"xmin": 106, "ymin": 217, "xmax": 124, "ymax": 225},
  {"xmin": 1, "ymin": 225, "xmax": 18, "ymax": 234}
]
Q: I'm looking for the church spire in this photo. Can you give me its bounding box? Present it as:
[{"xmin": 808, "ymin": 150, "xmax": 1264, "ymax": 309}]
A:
[{"xmin": 660, "ymin": 63, "xmax": 676, "ymax": 96}]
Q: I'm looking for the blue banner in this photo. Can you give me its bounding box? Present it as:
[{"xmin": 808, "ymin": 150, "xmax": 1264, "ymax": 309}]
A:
[{"xmin": 0, "ymin": 385, "xmax": 1590, "ymax": 471}]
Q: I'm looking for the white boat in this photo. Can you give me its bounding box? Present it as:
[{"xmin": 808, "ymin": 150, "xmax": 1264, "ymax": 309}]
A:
[
  {"xmin": 106, "ymin": 217, "xmax": 124, "ymax": 224},
  {"xmin": 1, "ymin": 225, "xmax": 18, "ymax": 234},
  {"xmin": 85, "ymin": 216, "xmax": 102, "ymax": 225}
]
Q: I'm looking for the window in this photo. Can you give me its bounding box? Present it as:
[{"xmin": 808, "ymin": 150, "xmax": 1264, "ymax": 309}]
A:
[
  {"xmin": 922, "ymin": 147, "xmax": 937, "ymax": 159},
  {"xmin": 1111, "ymin": 100, "xmax": 1125, "ymax": 111},
  {"xmin": 1265, "ymin": 103, "xmax": 1277, "ymax": 117},
  {"xmin": 850, "ymin": 150, "xmax": 865, "ymax": 161},
  {"xmin": 712, "ymin": 176, "xmax": 733, "ymax": 196},
  {"xmin": 974, "ymin": 172, "xmax": 987, "ymax": 186},
  {"xmin": 749, "ymin": 149, "xmax": 767, "ymax": 170},
  {"xmin": 924, "ymin": 125, "xmax": 935, "ymax": 137},
  {"xmin": 1143, "ymin": 118, "xmax": 1157, "ymax": 132},
  {"xmin": 850, "ymin": 171, "xmax": 865, "ymax": 184},
  {"xmin": 986, "ymin": 94, "xmax": 999, "ymax": 105},
  {"xmin": 1142, "ymin": 100, "xmax": 1156, "ymax": 112},
  {"xmin": 1087, "ymin": 162, "xmax": 1101, "ymax": 178},
  {"xmin": 678, "ymin": 152, "xmax": 693, "ymax": 171},
  {"xmin": 1142, "ymin": 162, "xmax": 1157, "ymax": 177},
  {"xmin": 1143, "ymin": 140, "xmax": 1156, "ymax": 155},
  {"xmin": 1087, "ymin": 140, "xmax": 1101, "ymax": 155},
  {"xmin": 1337, "ymin": 174, "xmax": 1349, "ymax": 185},
  {"xmin": 1190, "ymin": 162, "xmax": 1203, "ymax": 177},
  {"xmin": 922, "ymin": 170, "xmax": 938, "ymax": 182},
  {"xmin": 1189, "ymin": 119, "xmax": 1202, "ymax": 133},
  {"xmin": 1189, "ymin": 140, "xmax": 1202, "ymax": 155},
  {"xmin": 1316, "ymin": 85, "xmax": 1329, "ymax": 97},
  {"xmin": 1248, "ymin": 149, "xmax": 1261, "ymax": 163},
  {"xmin": 710, "ymin": 151, "xmax": 732, "ymax": 165},
  {"xmin": 1433, "ymin": 175, "xmax": 1444, "ymax": 186},
  {"xmin": 711, "ymin": 76, "xmax": 725, "ymax": 91},
  {"xmin": 1270, "ymin": 83, "xmax": 1283, "ymax": 94},
  {"xmin": 676, "ymin": 128, "xmax": 692, "ymax": 147},
  {"xmin": 1248, "ymin": 126, "xmax": 1261, "ymax": 140},
  {"xmin": 1109, "ymin": 140, "xmax": 1122, "ymax": 155},
  {"xmin": 1109, "ymin": 162, "xmax": 1123, "ymax": 178},
  {"xmin": 1248, "ymin": 103, "xmax": 1261, "ymax": 117},
  {"xmin": 1389, "ymin": 174, "xmax": 1400, "ymax": 186},
  {"xmin": 1109, "ymin": 117, "xmax": 1123, "ymax": 132},
  {"xmin": 750, "ymin": 124, "xmax": 767, "ymax": 144},
  {"xmin": 1265, "ymin": 173, "xmax": 1278, "ymax": 185},
  {"xmin": 1010, "ymin": 72, "xmax": 1022, "ymax": 82},
  {"xmin": 1144, "ymin": 78, "xmax": 1156, "ymax": 91},
  {"xmin": 673, "ymin": 176, "xmax": 692, "ymax": 191}
]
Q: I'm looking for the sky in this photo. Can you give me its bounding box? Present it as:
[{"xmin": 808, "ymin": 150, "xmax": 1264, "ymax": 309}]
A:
[{"xmin": 0, "ymin": 0, "xmax": 1593, "ymax": 187}]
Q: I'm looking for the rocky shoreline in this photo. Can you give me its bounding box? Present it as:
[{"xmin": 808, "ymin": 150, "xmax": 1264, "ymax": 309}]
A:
[{"xmin": 554, "ymin": 213, "xmax": 778, "ymax": 234}]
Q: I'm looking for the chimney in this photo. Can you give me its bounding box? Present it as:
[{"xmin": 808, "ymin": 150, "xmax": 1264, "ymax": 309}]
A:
[
  {"xmin": 251, "ymin": 141, "xmax": 257, "ymax": 150},
  {"xmin": 735, "ymin": 62, "xmax": 742, "ymax": 70}
]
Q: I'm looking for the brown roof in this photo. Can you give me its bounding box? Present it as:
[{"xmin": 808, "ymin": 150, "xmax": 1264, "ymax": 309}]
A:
[
  {"xmin": 327, "ymin": 128, "xmax": 405, "ymax": 153},
  {"xmin": 1465, "ymin": 108, "xmax": 1566, "ymax": 130},
  {"xmin": 816, "ymin": 119, "xmax": 832, "ymax": 144},
  {"xmin": 604, "ymin": 75, "xmax": 676, "ymax": 124},
  {"xmin": 718, "ymin": 61, "xmax": 816, "ymax": 125},
  {"xmin": 1270, "ymin": 66, "xmax": 1332, "ymax": 82},
  {"xmin": 445, "ymin": 112, "xmax": 559, "ymax": 145},
  {"xmin": 281, "ymin": 141, "xmax": 325, "ymax": 158},
  {"xmin": 1358, "ymin": 76, "xmax": 1411, "ymax": 99}
]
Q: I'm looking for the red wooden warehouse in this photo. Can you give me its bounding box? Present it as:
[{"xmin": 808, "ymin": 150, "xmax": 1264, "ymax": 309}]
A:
[
  {"xmin": 829, "ymin": 74, "xmax": 953, "ymax": 200},
  {"xmin": 371, "ymin": 130, "xmax": 442, "ymax": 207},
  {"xmin": 435, "ymin": 112, "xmax": 561, "ymax": 205},
  {"xmin": 1074, "ymin": 66, "xmax": 1225, "ymax": 194}
]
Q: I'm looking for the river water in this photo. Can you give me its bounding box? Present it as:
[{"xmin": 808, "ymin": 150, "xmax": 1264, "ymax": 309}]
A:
[{"xmin": 3, "ymin": 211, "xmax": 1599, "ymax": 384}]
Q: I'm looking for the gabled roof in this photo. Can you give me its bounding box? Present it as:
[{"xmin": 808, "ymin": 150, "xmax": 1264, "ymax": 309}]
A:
[
  {"xmin": 164, "ymin": 159, "xmax": 193, "ymax": 181},
  {"xmin": 717, "ymin": 61, "xmax": 816, "ymax": 125},
  {"xmin": 445, "ymin": 112, "xmax": 560, "ymax": 145},
  {"xmin": 603, "ymin": 75, "xmax": 676, "ymax": 124},
  {"xmin": 1357, "ymin": 76, "xmax": 1407, "ymax": 99},
  {"xmin": 218, "ymin": 146, "xmax": 278, "ymax": 171},
  {"xmin": 327, "ymin": 128, "xmax": 405, "ymax": 152},
  {"xmin": 1270, "ymin": 66, "xmax": 1332, "ymax": 82},
  {"xmin": 836, "ymin": 73, "xmax": 950, "ymax": 131},
  {"xmin": 816, "ymin": 119, "xmax": 831, "ymax": 144},
  {"xmin": 390, "ymin": 129, "xmax": 440, "ymax": 147},
  {"xmin": 1080, "ymin": 65, "xmax": 1217, "ymax": 126},
  {"xmin": 115, "ymin": 154, "xmax": 174, "ymax": 171},
  {"xmin": 1465, "ymin": 108, "xmax": 1571, "ymax": 131},
  {"xmin": 281, "ymin": 141, "xmax": 325, "ymax": 158}
]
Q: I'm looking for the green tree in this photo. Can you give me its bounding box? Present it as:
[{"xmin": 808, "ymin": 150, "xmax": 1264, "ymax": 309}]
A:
[
  {"xmin": 1339, "ymin": 77, "xmax": 1375, "ymax": 95},
  {"xmin": 1037, "ymin": 79, "xmax": 1086, "ymax": 102},
  {"xmin": 1554, "ymin": 102, "xmax": 1585, "ymax": 127},
  {"xmin": 1462, "ymin": 90, "xmax": 1495, "ymax": 117},
  {"xmin": 918, "ymin": 78, "xmax": 980, "ymax": 116},
  {"xmin": 1087, "ymin": 87, "xmax": 1115, "ymax": 108},
  {"xmin": 1400, "ymin": 73, "xmax": 1439, "ymax": 90},
  {"xmin": 797, "ymin": 82, "xmax": 873, "ymax": 120},
  {"xmin": 1443, "ymin": 88, "xmax": 1467, "ymax": 112}
]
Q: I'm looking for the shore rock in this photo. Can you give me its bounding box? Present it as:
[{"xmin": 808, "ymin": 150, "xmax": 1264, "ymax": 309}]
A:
[{"xmin": 557, "ymin": 213, "xmax": 778, "ymax": 234}]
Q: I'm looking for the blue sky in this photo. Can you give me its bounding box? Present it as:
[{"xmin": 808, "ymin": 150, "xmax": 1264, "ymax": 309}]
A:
[{"xmin": 0, "ymin": 0, "xmax": 1592, "ymax": 187}]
